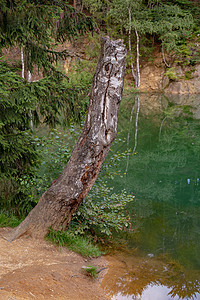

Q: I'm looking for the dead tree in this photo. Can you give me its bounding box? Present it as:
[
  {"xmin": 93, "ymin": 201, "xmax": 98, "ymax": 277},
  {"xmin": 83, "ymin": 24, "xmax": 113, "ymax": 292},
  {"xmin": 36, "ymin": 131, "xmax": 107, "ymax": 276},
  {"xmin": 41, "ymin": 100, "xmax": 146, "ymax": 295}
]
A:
[{"xmin": 4, "ymin": 36, "xmax": 127, "ymax": 242}]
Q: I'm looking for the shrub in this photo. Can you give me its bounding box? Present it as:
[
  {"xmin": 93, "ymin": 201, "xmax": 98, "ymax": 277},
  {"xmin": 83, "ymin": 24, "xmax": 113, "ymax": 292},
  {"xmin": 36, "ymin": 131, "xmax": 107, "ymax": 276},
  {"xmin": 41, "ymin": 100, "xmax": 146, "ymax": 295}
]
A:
[
  {"xmin": 15, "ymin": 128, "xmax": 75, "ymax": 215},
  {"xmin": 70, "ymin": 185, "xmax": 134, "ymax": 239},
  {"xmin": 164, "ymin": 68, "xmax": 178, "ymax": 81}
]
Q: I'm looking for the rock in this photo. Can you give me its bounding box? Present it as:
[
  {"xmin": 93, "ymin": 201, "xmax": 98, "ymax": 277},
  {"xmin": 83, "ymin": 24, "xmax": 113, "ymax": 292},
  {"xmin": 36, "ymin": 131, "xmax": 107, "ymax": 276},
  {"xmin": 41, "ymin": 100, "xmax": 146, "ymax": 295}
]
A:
[{"xmin": 138, "ymin": 51, "xmax": 200, "ymax": 94}]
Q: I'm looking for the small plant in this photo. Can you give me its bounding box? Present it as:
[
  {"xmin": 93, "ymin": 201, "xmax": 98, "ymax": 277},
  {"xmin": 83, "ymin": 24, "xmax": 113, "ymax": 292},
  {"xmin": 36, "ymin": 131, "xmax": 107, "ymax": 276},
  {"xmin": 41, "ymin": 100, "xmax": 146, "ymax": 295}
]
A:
[
  {"xmin": 82, "ymin": 265, "xmax": 98, "ymax": 278},
  {"xmin": 164, "ymin": 68, "xmax": 178, "ymax": 81},
  {"xmin": 184, "ymin": 69, "xmax": 195, "ymax": 80}
]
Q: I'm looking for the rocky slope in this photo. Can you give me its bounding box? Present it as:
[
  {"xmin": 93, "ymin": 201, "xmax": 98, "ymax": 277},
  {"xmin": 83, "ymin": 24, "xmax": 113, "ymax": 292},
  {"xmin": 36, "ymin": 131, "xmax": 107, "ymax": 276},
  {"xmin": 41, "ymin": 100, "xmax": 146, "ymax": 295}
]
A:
[
  {"xmin": 2, "ymin": 41, "xmax": 200, "ymax": 94},
  {"xmin": 139, "ymin": 52, "xmax": 200, "ymax": 94}
]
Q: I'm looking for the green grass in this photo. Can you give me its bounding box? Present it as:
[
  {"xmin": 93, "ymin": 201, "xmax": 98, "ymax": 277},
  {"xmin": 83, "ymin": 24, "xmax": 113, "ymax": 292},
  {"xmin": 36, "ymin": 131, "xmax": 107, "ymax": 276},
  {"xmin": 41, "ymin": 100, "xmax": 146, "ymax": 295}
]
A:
[
  {"xmin": 82, "ymin": 265, "xmax": 98, "ymax": 278},
  {"xmin": 47, "ymin": 229, "xmax": 102, "ymax": 257},
  {"xmin": 0, "ymin": 210, "xmax": 22, "ymax": 227}
]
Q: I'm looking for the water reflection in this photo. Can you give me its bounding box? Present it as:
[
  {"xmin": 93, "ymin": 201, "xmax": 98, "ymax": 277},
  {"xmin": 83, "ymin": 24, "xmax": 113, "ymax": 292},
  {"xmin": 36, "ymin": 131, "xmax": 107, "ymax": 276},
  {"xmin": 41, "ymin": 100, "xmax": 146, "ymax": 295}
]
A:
[
  {"xmin": 139, "ymin": 284, "xmax": 185, "ymax": 300},
  {"xmin": 112, "ymin": 284, "xmax": 200, "ymax": 300},
  {"xmin": 126, "ymin": 95, "xmax": 140, "ymax": 173},
  {"xmin": 102, "ymin": 252, "xmax": 200, "ymax": 300},
  {"xmin": 102, "ymin": 94, "xmax": 200, "ymax": 299}
]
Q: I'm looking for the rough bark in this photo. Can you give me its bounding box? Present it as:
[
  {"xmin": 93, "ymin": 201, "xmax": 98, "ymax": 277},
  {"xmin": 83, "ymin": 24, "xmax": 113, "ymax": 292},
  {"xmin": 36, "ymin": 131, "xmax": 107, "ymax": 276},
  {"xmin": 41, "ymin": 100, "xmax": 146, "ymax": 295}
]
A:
[{"xmin": 4, "ymin": 37, "xmax": 127, "ymax": 242}]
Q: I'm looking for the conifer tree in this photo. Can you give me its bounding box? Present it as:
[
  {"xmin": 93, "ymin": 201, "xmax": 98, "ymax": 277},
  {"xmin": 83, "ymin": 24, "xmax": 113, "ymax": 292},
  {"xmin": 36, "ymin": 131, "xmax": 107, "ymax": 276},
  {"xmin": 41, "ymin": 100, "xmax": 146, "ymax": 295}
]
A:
[
  {"xmin": 0, "ymin": 0, "xmax": 95, "ymax": 125},
  {"xmin": 0, "ymin": 59, "xmax": 38, "ymax": 209},
  {"xmin": 0, "ymin": 0, "xmax": 95, "ymax": 210}
]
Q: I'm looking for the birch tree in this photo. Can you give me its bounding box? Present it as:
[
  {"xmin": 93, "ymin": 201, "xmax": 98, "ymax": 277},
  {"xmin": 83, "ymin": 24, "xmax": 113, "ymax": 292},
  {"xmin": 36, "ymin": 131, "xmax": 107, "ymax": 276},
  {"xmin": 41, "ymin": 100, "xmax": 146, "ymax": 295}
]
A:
[{"xmin": 109, "ymin": 0, "xmax": 145, "ymax": 88}]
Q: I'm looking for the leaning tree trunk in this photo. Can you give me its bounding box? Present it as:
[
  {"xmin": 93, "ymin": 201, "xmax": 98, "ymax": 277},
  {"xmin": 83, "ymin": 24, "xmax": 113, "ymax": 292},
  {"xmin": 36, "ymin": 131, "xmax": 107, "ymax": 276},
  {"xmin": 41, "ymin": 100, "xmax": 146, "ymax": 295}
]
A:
[{"xmin": 4, "ymin": 37, "xmax": 127, "ymax": 242}]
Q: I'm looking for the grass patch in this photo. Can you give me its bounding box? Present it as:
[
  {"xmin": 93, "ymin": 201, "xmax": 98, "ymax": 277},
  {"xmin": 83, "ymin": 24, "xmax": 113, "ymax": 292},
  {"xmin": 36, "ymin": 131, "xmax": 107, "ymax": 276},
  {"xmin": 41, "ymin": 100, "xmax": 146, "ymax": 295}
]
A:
[
  {"xmin": 82, "ymin": 265, "xmax": 98, "ymax": 278},
  {"xmin": 47, "ymin": 229, "xmax": 102, "ymax": 257},
  {"xmin": 0, "ymin": 210, "xmax": 22, "ymax": 227}
]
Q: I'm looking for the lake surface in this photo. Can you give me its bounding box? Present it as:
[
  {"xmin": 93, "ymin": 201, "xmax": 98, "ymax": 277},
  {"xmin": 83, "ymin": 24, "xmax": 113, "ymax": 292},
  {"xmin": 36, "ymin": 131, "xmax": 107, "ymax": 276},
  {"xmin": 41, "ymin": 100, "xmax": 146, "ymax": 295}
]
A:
[{"xmin": 102, "ymin": 93, "xmax": 200, "ymax": 300}]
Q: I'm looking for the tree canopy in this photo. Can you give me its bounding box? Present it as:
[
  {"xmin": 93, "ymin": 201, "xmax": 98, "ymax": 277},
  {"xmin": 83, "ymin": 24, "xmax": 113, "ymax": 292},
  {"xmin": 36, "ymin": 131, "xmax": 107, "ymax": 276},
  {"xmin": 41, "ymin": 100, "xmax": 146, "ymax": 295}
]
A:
[{"xmin": 0, "ymin": 0, "xmax": 95, "ymax": 74}]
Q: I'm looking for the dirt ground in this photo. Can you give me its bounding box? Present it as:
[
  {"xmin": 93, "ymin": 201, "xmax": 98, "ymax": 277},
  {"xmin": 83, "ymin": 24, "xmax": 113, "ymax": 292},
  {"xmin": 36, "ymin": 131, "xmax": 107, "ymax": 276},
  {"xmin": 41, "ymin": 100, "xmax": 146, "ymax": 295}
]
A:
[{"xmin": 0, "ymin": 228, "xmax": 108, "ymax": 300}]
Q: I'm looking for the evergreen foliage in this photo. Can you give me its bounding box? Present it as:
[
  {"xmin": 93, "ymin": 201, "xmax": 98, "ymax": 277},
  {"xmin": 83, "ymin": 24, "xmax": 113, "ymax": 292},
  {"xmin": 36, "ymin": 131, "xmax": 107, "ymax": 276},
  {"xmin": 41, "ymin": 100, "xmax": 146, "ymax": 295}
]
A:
[
  {"xmin": 0, "ymin": 58, "xmax": 38, "ymax": 210},
  {"xmin": 0, "ymin": 0, "xmax": 95, "ymax": 60},
  {"xmin": 108, "ymin": 0, "xmax": 195, "ymax": 51},
  {"xmin": 150, "ymin": 3, "xmax": 195, "ymax": 51},
  {"xmin": 82, "ymin": 0, "xmax": 198, "ymax": 65},
  {"xmin": 0, "ymin": 0, "xmax": 95, "ymax": 212}
]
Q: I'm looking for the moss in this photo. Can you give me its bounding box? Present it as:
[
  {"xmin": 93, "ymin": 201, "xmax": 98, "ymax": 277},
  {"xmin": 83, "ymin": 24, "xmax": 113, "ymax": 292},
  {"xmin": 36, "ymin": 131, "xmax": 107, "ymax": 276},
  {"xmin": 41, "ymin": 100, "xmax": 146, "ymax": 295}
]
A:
[{"xmin": 164, "ymin": 68, "xmax": 178, "ymax": 81}]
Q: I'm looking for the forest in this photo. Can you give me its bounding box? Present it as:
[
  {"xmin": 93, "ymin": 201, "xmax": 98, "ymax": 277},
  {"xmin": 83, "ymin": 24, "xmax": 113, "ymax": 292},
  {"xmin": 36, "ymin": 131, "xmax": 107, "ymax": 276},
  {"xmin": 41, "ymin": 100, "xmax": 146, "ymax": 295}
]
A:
[{"xmin": 0, "ymin": 0, "xmax": 200, "ymax": 245}]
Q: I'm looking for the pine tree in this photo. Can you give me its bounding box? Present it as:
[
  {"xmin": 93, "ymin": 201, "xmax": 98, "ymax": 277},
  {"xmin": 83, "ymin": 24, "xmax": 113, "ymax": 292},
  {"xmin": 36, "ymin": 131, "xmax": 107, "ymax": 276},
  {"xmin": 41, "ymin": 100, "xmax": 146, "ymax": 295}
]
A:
[
  {"xmin": 0, "ymin": 58, "xmax": 38, "ymax": 210},
  {"xmin": 0, "ymin": 0, "xmax": 95, "ymax": 210}
]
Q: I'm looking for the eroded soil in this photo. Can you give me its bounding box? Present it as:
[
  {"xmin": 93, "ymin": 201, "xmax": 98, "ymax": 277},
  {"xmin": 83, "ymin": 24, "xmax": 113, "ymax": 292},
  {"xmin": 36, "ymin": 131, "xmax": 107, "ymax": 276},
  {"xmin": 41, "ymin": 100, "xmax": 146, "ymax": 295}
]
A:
[{"xmin": 0, "ymin": 228, "xmax": 108, "ymax": 300}]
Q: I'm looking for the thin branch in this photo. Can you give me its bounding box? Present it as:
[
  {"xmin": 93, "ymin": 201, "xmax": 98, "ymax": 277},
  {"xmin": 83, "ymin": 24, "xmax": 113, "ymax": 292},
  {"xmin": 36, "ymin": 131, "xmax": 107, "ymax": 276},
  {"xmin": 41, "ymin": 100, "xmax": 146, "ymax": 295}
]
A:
[{"xmin": 162, "ymin": 43, "xmax": 170, "ymax": 68}]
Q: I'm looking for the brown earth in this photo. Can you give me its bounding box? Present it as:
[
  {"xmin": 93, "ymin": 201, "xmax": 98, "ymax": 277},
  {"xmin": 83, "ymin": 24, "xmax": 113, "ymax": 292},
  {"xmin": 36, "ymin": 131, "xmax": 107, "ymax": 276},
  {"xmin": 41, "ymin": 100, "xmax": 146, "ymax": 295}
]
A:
[{"xmin": 0, "ymin": 228, "xmax": 108, "ymax": 300}]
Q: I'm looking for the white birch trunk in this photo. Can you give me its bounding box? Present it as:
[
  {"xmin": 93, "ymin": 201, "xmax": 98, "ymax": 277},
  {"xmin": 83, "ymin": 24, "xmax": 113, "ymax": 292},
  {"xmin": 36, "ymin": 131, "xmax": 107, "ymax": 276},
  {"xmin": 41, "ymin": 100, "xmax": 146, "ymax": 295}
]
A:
[
  {"xmin": 128, "ymin": 8, "xmax": 137, "ymax": 83},
  {"xmin": 135, "ymin": 26, "xmax": 140, "ymax": 88},
  {"xmin": 21, "ymin": 47, "xmax": 25, "ymax": 79},
  {"xmin": 159, "ymin": 116, "xmax": 167, "ymax": 141},
  {"xmin": 27, "ymin": 70, "xmax": 33, "ymax": 130},
  {"xmin": 27, "ymin": 70, "xmax": 31, "ymax": 83}
]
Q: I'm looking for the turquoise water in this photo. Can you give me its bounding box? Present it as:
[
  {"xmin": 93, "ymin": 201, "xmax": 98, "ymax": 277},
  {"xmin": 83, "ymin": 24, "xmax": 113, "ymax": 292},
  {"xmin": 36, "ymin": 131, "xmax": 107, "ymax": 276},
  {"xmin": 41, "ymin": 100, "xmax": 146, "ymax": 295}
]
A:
[{"xmin": 103, "ymin": 93, "xmax": 200, "ymax": 300}]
